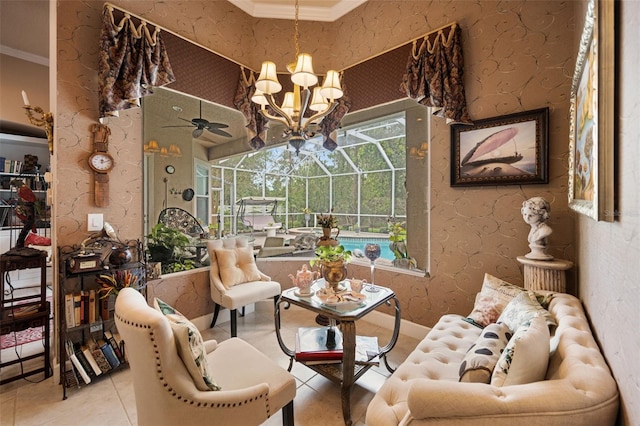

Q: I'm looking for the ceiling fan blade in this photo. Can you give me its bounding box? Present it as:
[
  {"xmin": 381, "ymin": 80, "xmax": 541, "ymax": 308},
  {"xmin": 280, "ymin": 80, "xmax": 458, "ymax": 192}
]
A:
[
  {"xmin": 204, "ymin": 122, "xmax": 230, "ymax": 130},
  {"xmin": 207, "ymin": 128, "xmax": 233, "ymax": 138},
  {"xmin": 178, "ymin": 117, "xmax": 196, "ymax": 125},
  {"xmin": 162, "ymin": 125, "xmax": 193, "ymax": 128}
]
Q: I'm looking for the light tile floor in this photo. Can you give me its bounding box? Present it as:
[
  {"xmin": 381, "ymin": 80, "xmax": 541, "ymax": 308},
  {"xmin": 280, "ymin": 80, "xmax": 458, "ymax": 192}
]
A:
[{"xmin": 1, "ymin": 301, "xmax": 421, "ymax": 425}]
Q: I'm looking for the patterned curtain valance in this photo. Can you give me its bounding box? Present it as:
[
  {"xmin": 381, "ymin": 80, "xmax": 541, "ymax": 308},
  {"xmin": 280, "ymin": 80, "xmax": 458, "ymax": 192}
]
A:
[
  {"xmin": 401, "ymin": 23, "xmax": 473, "ymax": 125},
  {"xmin": 98, "ymin": 5, "xmax": 175, "ymax": 121}
]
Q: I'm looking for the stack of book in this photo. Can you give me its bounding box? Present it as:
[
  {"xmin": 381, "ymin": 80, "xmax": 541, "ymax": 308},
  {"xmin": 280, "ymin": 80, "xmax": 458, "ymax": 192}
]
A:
[
  {"xmin": 64, "ymin": 290, "xmax": 114, "ymax": 327},
  {"xmin": 295, "ymin": 327, "xmax": 343, "ymax": 364},
  {"xmin": 65, "ymin": 329, "xmax": 126, "ymax": 384},
  {"xmin": 294, "ymin": 327, "xmax": 381, "ymax": 366}
]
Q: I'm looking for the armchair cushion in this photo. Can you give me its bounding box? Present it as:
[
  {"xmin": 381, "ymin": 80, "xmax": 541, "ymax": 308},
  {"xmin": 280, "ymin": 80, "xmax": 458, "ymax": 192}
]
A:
[
  {"xmin": 214, "ymin": 246, "xmax": 262, "ymax": 289},
  {"xmin": 154, "ymin": 298, "xmax": 221, "ymax": 391}
]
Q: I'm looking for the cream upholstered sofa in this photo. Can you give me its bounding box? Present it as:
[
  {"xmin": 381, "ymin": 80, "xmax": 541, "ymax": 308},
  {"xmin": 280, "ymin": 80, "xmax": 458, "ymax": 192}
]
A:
[{"xmin": 366, "ymin": 288, "xmax": 619, "ymax": 425}]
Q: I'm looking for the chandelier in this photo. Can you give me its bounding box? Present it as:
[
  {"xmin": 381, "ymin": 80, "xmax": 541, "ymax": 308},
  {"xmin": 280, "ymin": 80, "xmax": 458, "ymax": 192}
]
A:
[{"xmin": 251, "ymin": 0, "xmax": 344, "ymax": 155}]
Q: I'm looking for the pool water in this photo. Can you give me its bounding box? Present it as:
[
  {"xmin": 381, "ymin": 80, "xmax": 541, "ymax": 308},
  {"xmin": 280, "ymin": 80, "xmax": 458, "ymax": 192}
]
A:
[{"xmin": 338, "ymin": 237, "xmax": 394, "ymax": 261}]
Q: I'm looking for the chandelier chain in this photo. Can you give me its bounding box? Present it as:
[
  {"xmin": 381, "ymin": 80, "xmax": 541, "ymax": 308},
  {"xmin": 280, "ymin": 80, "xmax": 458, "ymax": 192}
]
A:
[{"xmin": 293, "ymin": 0, "xmax": 300, "ymax": 57}]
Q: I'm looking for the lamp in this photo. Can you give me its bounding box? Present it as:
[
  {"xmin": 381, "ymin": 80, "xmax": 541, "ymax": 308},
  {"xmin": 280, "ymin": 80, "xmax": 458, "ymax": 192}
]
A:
[
  {"xmin": 251, "ymin": 0, "xmax": 343, "ymax": 155},
  {"xmin": 410, "ymin": 142, "xmax": 429, "ymax": 159}
]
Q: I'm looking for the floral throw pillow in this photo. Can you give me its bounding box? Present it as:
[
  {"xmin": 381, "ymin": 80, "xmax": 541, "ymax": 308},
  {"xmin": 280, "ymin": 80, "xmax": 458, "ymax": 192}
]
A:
[
  {"xmin": 466, "ymin": 274, "xmax": 526, "ymax": 327},
  {"xmin": 491, "ymin": 315, "xmax": 550, "ymax": 387},
  {"xmin": 154, "ymin": 298, "xmax": 221, "ymax": 391},
  {"xmin": 497, "ymin": 290, "xmax": 557, "ymax": 333}
]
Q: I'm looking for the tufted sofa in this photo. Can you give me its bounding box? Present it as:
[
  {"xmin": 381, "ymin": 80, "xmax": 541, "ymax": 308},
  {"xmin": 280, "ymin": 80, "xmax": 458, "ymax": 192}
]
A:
[{"xmin": 366, "ymin": 292, "xmax": 619, "ymax": 425}]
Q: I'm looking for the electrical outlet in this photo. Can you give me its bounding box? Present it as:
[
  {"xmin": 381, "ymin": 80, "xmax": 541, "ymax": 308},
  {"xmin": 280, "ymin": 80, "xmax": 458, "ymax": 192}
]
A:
[{"xmin": 87, "ymin": 213, "xmax": 104, "ymax": 232}]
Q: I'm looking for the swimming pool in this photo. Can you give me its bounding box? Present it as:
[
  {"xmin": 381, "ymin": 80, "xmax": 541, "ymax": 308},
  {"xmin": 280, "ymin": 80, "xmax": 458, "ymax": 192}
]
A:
[{"xmin": 338, "ymin": 236, "xmax": 394, "ymax": 261}]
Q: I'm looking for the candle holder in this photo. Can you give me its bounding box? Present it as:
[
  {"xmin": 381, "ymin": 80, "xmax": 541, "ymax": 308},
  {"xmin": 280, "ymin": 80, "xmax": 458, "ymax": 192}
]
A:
[{"xmin": 23, "ymin": 105, "xmax": 54, "ymax": 154}]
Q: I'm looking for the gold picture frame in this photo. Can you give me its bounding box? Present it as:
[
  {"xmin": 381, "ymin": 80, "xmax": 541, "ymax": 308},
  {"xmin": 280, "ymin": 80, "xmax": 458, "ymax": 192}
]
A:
[{"xmin": 568, "ymin": 0, "xmax": 615, "ymax": 221}]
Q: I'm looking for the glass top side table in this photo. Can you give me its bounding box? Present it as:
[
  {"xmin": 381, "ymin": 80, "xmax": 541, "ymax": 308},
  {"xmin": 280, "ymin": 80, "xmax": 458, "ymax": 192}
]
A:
[{"xmin": 274, "ymin": 280, "xmax": 401, "ymax": 425}]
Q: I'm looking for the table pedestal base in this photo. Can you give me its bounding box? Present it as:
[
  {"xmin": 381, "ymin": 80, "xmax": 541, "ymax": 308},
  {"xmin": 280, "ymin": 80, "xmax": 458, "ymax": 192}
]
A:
[{"xmin": 517, "ymin": 256, "xmax": 573, "ymax": 293}]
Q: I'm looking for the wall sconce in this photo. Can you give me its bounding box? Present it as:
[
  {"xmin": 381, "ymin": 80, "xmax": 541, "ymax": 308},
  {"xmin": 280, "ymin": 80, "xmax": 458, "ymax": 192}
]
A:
[
  {"xmin": 144, "ymin": 140, "xmax": 182, "ymax": 157},
  {"xmin": 145, "ymin": 140, "xmax": 160, "ymax": 152},
  {"xmin": 409, "ymin": 142, "xmax": 429, "ymax": 159},
  {"xmin": 22, "ymin": 90, "xmax": 54, "ymax": 154},
  {"xmin": 168, "ymin": 144, "xmax": 182, "ymax": 157}
]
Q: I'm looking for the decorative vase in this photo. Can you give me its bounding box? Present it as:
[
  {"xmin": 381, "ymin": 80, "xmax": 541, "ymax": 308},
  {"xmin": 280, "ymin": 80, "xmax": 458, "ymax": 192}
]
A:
[
  {"xmin": 390, "ymin": 240, "xmax": 408, "ymax": 260},
  {"xmin": 322, "ymin": 227, "xmax": 332, "ymax": 239},
  {"xmin": 321, "ymin": 260, "xmax": 347, "ymax": 293}
]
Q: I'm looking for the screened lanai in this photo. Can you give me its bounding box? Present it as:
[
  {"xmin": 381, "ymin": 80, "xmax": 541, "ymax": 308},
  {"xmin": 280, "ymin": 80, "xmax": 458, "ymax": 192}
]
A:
[{"xmin": 210, "ymin": 111, "xmax": 407, "ymax": 235}]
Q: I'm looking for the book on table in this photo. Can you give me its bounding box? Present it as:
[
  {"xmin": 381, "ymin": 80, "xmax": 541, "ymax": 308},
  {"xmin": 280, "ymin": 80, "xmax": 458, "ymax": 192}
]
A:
[
  {"xmin": 355, "ymin": 335, "xmax": 380, "ymax": 366},
  {"xmin": 295, "ymin": 326, "xmax": 343, "ymax": 362}
]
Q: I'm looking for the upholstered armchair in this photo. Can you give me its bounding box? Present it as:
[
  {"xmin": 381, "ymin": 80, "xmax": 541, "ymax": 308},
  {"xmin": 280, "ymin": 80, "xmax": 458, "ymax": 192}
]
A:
[
  {"xmin": 207, "ymin": 237, "xmax": 281, "ymax": 337},
  {"xmin": 114, "ymin": 288, "xmax": 295, "ymax": 426}
]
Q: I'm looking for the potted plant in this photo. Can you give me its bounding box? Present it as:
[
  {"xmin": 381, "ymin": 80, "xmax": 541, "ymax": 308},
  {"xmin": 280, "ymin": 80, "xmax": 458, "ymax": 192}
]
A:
[
  {"xmin": 317, "ymin": 211, "xmax": 339, "ymax": 241},
  {"xmin": 310, "ymin": 244, "xmax": 352, "ymax": 293},
  {"xmin": 387, "ymin": 218, "xmax": 416, "ymax": 269},
  {"xmin": 146, "ymin": 223, "xmax": 189, "ymax": 263},
  {"xmin": 302, "ymin": 207, "xmax": 311, "ymax": 227}
]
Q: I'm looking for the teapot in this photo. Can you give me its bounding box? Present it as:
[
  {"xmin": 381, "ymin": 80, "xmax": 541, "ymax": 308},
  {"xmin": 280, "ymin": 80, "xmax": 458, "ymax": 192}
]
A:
[{"xmin": 289, "ymin": 264, "xmax": 319, "ymax": 296}]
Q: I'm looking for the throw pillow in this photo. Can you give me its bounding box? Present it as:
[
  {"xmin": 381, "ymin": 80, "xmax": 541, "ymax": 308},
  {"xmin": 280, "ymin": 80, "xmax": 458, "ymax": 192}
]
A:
[
  {"xmin": 466, "ymin": 274, "xmax": 526, "ymax": 327},
  {"xmin": 153, "ymin": 298, "xmax": 221, "ymax": 391},
  {"xmin": 459, "ymin": 322, "xmax": 512, "ymax": 383},
  {"xmin": 497, "ymin": 290, "xmax": 557, "ymax": 333},
  {"xmin": 491, "ymin": 315, "xmax": 550, "ymax": 387},
  {"xmin": 214, "ymin": 246, "xmax": 262, "ymax": 288}
]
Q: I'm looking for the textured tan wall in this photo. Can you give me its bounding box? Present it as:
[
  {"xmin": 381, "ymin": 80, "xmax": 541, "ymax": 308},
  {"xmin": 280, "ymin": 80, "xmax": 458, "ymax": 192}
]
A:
[
  {"xmin": 57, "ymin": 0, "xmax": 575, "ymax": 319},
  {"xmin": 576, "ymin": 1, "xmax": 639, "ymax": 424},
  {"xmin": 0, "ymin": 54, "xmax": 49, "ymax": 125}
]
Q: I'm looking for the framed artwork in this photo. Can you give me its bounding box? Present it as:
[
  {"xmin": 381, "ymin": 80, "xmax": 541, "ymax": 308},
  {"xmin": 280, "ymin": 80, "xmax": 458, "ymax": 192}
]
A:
[
  {"xmin": 568, "ymin": 0, "xmax": 615, "ymax": 221},
  {"xmin": 450, "ymin": 108, "xmax": 549, "ymax": 187}
]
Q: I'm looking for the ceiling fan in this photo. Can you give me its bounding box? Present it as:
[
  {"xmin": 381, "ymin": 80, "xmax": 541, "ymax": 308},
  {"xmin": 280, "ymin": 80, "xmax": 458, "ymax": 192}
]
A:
[{"xmin": 163, "ymin": 101, "xmax": 232, "ymax": 139}]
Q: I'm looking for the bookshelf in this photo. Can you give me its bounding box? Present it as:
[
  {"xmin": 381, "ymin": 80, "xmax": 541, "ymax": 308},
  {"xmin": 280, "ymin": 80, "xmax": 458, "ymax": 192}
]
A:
[
  {"xmin": 58, "ymin": 239, "xmax": 145, "ymax": 399},
  {"xmin": 0, "ymin": 249, "xmax": 51, "ymax": 385}
]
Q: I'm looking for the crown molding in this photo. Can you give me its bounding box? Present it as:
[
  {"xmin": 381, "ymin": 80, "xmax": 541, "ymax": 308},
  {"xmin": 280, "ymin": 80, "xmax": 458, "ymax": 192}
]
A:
[
  {"xmin": 228, "ymin": 0, "xmax": 367, "ymax": 22},
  {"xmin": 0, "ymin": 45, "xmax": 49, "ymax": 67}
]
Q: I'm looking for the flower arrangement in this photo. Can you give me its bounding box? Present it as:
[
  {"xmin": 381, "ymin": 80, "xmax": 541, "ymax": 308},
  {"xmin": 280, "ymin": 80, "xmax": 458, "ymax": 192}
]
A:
[
  {"xmin": 310, "ymin": 244, "xmax": 352, "ymax": 266},
  {"xmin": 96, "ymin": 269, "xmax": 140, "ymax": 298},
  {"xmin": 317, "ymin": 212, "xmax": 337, "ymax": 228}
]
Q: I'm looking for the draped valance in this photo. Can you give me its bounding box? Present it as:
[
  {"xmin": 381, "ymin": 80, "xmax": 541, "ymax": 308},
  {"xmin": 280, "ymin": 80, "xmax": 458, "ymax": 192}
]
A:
[
  {"xmin": 98, "ymin": 5, "xmax": 175, "ymax": 121},
  {"xmin": 401, "ymin": 24, "xmax": 473, "ymax": 125}
]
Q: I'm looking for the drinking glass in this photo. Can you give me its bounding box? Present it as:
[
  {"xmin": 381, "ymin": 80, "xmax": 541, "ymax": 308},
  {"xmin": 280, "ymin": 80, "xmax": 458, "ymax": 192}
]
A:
[{"xmin": 364, "ymin": 243, "xmax": 381, "ymax": 292}]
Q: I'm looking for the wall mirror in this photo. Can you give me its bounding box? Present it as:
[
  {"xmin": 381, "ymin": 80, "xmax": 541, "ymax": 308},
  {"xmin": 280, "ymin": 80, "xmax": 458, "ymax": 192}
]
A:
[{"xmin": 142, "ymin": 42, "xmax": 429, "ymax": 274}]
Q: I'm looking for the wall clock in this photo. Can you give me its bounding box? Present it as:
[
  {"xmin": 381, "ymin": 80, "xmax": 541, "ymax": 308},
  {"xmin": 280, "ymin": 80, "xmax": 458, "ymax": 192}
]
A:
[
  {"xmin": 165, "ymin": 165, "xmax": 175, "ymax": 174},
  {"xmin": 89, "ymin": 123, "xmax": 113, "ymax": 207}
]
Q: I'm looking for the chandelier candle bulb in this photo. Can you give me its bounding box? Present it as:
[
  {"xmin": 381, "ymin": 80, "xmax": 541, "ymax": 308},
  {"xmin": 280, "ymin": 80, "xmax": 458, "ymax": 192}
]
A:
[{"xmin": 21, "ymin": 90, "xmax": 30, "ymax": 105}]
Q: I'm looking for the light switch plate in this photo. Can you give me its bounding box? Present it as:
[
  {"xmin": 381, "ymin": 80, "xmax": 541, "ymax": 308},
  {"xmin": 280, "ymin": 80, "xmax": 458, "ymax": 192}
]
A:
[{"xmin": 87, "ymin": 213, "xmax": 104, "ymax": 231}]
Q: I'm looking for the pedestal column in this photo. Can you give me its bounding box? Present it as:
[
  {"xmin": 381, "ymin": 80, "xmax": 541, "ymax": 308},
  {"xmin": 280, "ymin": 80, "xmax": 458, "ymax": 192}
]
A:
[{"xmin": 517, "ymin": 256, "xmax": 573, "ymax": 293}]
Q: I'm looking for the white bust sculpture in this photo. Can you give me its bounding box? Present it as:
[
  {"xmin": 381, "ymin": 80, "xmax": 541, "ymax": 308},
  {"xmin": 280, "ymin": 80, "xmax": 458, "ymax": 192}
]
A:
[{"xmin": 521, "ymin": 197, "xmax": 554, "ymax": 260}]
